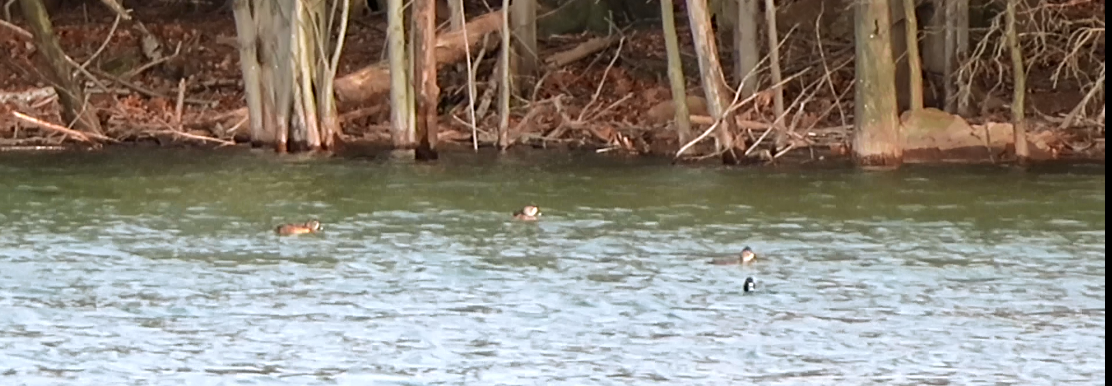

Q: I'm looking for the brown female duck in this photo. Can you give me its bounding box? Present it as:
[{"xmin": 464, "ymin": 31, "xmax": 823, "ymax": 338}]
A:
[
  {"xmin": 512, "ymin": 205, "xmax": 542, "ymax": 221},
  {"xmin": 709, "ymin": 246, "xmax": 757, "ymax": 265},
  {"xmin": 275, "ymin": 220, "xmax": 323, "ymax": 236}
]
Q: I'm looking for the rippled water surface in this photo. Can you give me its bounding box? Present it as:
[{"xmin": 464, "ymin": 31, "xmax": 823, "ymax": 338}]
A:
[{"xmin": 0, "ymin": 149, "xmax": 1105, "ymax": 385}]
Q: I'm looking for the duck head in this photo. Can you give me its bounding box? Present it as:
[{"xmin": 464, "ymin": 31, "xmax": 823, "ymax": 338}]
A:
[
  {"xmin": 305, "ymin": 220, "xmax": 322, "ymax": 231},
  {"xmin": 740, "ymin": 246, "xmax": 756, "ymax": 263},
  {"xmin": 513, "ymin": 205, "xmax": 542, "ymax": 220}
]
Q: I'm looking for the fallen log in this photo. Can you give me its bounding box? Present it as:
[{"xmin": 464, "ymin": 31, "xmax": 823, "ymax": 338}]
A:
[
  {"xmin": 333, "ymin": 10, "xmax": 504, "ymax": 107},
  {"xmin": 544, "ymin": 36, "xmax": 618, "ymax": 67}
]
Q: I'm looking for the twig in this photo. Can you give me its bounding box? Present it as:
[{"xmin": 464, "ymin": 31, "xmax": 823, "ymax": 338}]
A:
[
  {"xmin": 95, "ymin": 0, "xmax": 132, "ymax": 21},
  {"xmin": 1058, "ymin": 64, "xmax": 1105, "ymax": 130},
  {"xmin": 577, "ymin": 36, "xmax": 624, "ymax": 122},
  {"xmin": 744, "ymin": 125, "xmax": 778, "ymax": 157},
  {"xmin": 459, "ymin": 0, "xmax": 477, "ymax": 152},
  {"xmin": 814, "ymin": 6, "xmax": 848, "ymax": 128},
  {"xmin": 122, "ymin": 41, "xmax": 183, "ymax": 80},
  {"xmin": 80, "ymin": 14, "xmax": 122, "ymax": 70},
  {"xmin": 0, "ymin": 18, "xmax": 32, "ymax": 39},
  {"xmin": 675, "ymin": 72, "xmax": 803, "ymax": 159},
  {"xmin": 150, "ymin": 129, "xmax": 236, "ymax": 146},
  {"xmin": 771, "ymin": 143, "xmax": 795, "ymax": 160},
  {"xmin": 510, "ymin": 96, "xmax": 558, "ymax": 139}
]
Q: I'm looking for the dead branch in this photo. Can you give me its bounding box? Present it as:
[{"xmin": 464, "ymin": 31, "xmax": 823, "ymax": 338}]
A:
[
  {"xmin": 676, "ymin": 72, "xmax": 803, "ymax": 158},
  {"xmin": 0, "ymin": 87, "xmax": 56, "ymax": 104},
  {"xmin": 96, "ymin": 0, "xmax": 132, "ymax": 21},
  {"xmin": 544, "ymin": 36, "xmax": 619, "ymax": 67},
  {"xmin": 0, "ymin": 18, "xmax": 32, "ymax": 39},
  {"xmin": 80, "ymin": 14, "xmax": 122, "ymax": 70},
  {"xmin": 11, "ymin": 111, "xmax": 115, "ymax": 144},
  {"xmin": 1058, "ymin": 64, "xmax": 1106, "ymax": 130}
]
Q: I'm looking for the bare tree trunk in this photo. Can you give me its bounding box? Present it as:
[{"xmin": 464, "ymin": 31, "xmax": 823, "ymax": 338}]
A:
[
  {"xmin": 386, "ymin": 0, "xmax": 411, "ymax": 148},
  {"xmin": 853, "ymin": 0, "xmax": 902, "ymax": 168},
  {"xmin": 733, "ymin": 0, "xmax": 759, "ymax": 99},
  {"xmin": 902, "ymin": 0, "xmax": 923, "ymax": 111},
  {"xmin": 446, "ymin": 0, "xmax": 464, "ymax": 31},
  {"xmin": 511, "ymin": 0, "xmax": 537, "ymax": 95},
  {"xmin": 318, "ymin": 0, "xmax": 353, "ymax": 150},
  {"xmin": 18, "ymin": 0, "xmax": 102, "ymax": 135},
  {"xmin": 254, "ymin": 0, "xmax": 278, "ymax": 148},
  {"xmin": 406, "ymin": 12, "xmax": 417, "ymax": 145},
  {"xmin": 942, "ymin": 0, "xmax": 969, "ymax": 115},
  {"xmin": 762, "ymin": 0, "xmax": 784, "ymax": 125},
  {"xmin": 889, "ymin": 0, "xmax": 910, "ymax": 112},
  {"xmin": 413, "ymin": 0, "xmax": 439, "ymax": 160},
  {"xmin": 660, "ymin": 0, "xmax": 691, "ymax": 144},
  {"xmin": 1004, "ymin": 0, "xmax": 1027, "ymax": 164},
  {"xmin": 261, "ymin": 0, "xmax": 294, "ymax": 152},
  {"xmin": 232, "ymin": 0, "xmax": 265, "ymax": 146},
  {"xmin": 684, "ymin": 0, "xmax": 736, "ymax": 164},
  {"xmin": 497, "ymin": 0, "xmax": 511, "ymax": 150},
  {"xmin": 291, "ymin": 0, "xmax": 321, "ymax": 152}
]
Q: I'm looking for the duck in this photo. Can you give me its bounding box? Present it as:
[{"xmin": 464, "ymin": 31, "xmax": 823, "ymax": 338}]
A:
[
  {"xmin": 512, "ymin": 205, "xmax": 542, "ymax": 221},
  {"xmin": 708, "ymin": 246, "xmax": 757, "ymax": 265},
  {"xmin": 743, "ymin": 277, "xmax": 757, "ymax": 292},
  {"xmin": 275, "ymin": 220, "xmax": 323, "ymax": 236}
]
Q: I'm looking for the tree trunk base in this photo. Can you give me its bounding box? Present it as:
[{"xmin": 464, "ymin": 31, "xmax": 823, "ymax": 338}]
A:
[{"xmin": 415, "ymin": 145, "xmax": 440, "ymax": 161}]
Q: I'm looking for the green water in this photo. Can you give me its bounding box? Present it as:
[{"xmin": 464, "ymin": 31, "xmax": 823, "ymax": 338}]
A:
[{"xmin": 0, "ymin": 148, "xmax": 1105, "ymax": 385}]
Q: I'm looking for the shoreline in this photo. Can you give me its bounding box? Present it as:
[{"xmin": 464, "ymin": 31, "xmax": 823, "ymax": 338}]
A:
[{"xmin": 0, "ymin": 136, "xmax": 1104, "ymax": 171}]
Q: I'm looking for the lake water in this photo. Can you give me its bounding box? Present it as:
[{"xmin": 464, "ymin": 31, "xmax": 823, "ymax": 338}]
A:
[{"xmin": 0, "ymin": 148, "xmax": 1105, "ymax": 385}]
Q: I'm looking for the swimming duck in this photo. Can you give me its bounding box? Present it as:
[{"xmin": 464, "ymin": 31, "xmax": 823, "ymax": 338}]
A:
[
  {"xmin": 275, "ymin": 220, "xmax": 323, "ymax": 236},
  {"xmin": 743, "ymin": 277, "xmax": 757, "ymax": 292},
  {"xmin": 512, "ymin": 205, "xmax": 542, "ymax": 221},
  {"xmin": 708, "ymin": 246, "xmax": 757, "ymax": 265}
]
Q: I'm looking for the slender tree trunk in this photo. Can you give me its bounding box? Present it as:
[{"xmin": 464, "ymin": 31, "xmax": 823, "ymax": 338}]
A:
[
  {"xmin": 386, "ymin": 0, "xmax": 411, "ymax": 148},
  {"xmin": 319, "ymin": 0, "xmax": 353, "ymax": 150},
  {"xmin": 762, "ymin": 0, "xmax": 783, "ymax": 120},
  {"xmin": 660, "ymin": 0, "xmax": 691, "ymax": 144},
  {"xmin": 684, "ymin": 0, "xmax": 736, "ymax": 164},
  {"xmin": 510, "ymin": 0, "xmax": 537, "ymax": 94},
  {"xmin": 942, "ymin": 0, "xmax": 969, "ymax": 115},
  {"xmin": 446, "ymin": 0, "xmax": 464, "ymax": 31},
  {"xmin": 19, "ymin": 0, "xmax": 102, "ymax": 135},
  {"xmin": 406, "ymin": 10, "xmax": 417, "ymax": 145},
  {"xmin": 254, "ymin": 0, "xmax": 278, "ymax": 148},
  {"xmin": 733, "ymin": 0, "xmax": 760, "ymax": 99},
  {"xmin": 291, "ymin": 0, "xmax": 321, "ymax": 152},
  {"xmin": 902, "ymin": 0, "xmax": 923, "ymax": 111},
  {"xmin": 232, "ymin": 0, "xmax": 265, "ymax": 146},
  {"xmin": 1004, "ymin": 0, "xmax": 1028, "ymax": 164},
  {"xmin": 762, "ymin": 0, "xmax": 787, "ymax": 149},
  {"xmin": 413, "ymin": 0, "xmax": 439, "ymax": 160},
  {"xmin": 853, "ymin": 0, "xmax": 902, "ymax": 168},
  {"xmin": 497, "ymin": 0, "xmax": 511, "ymax": 150}
]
